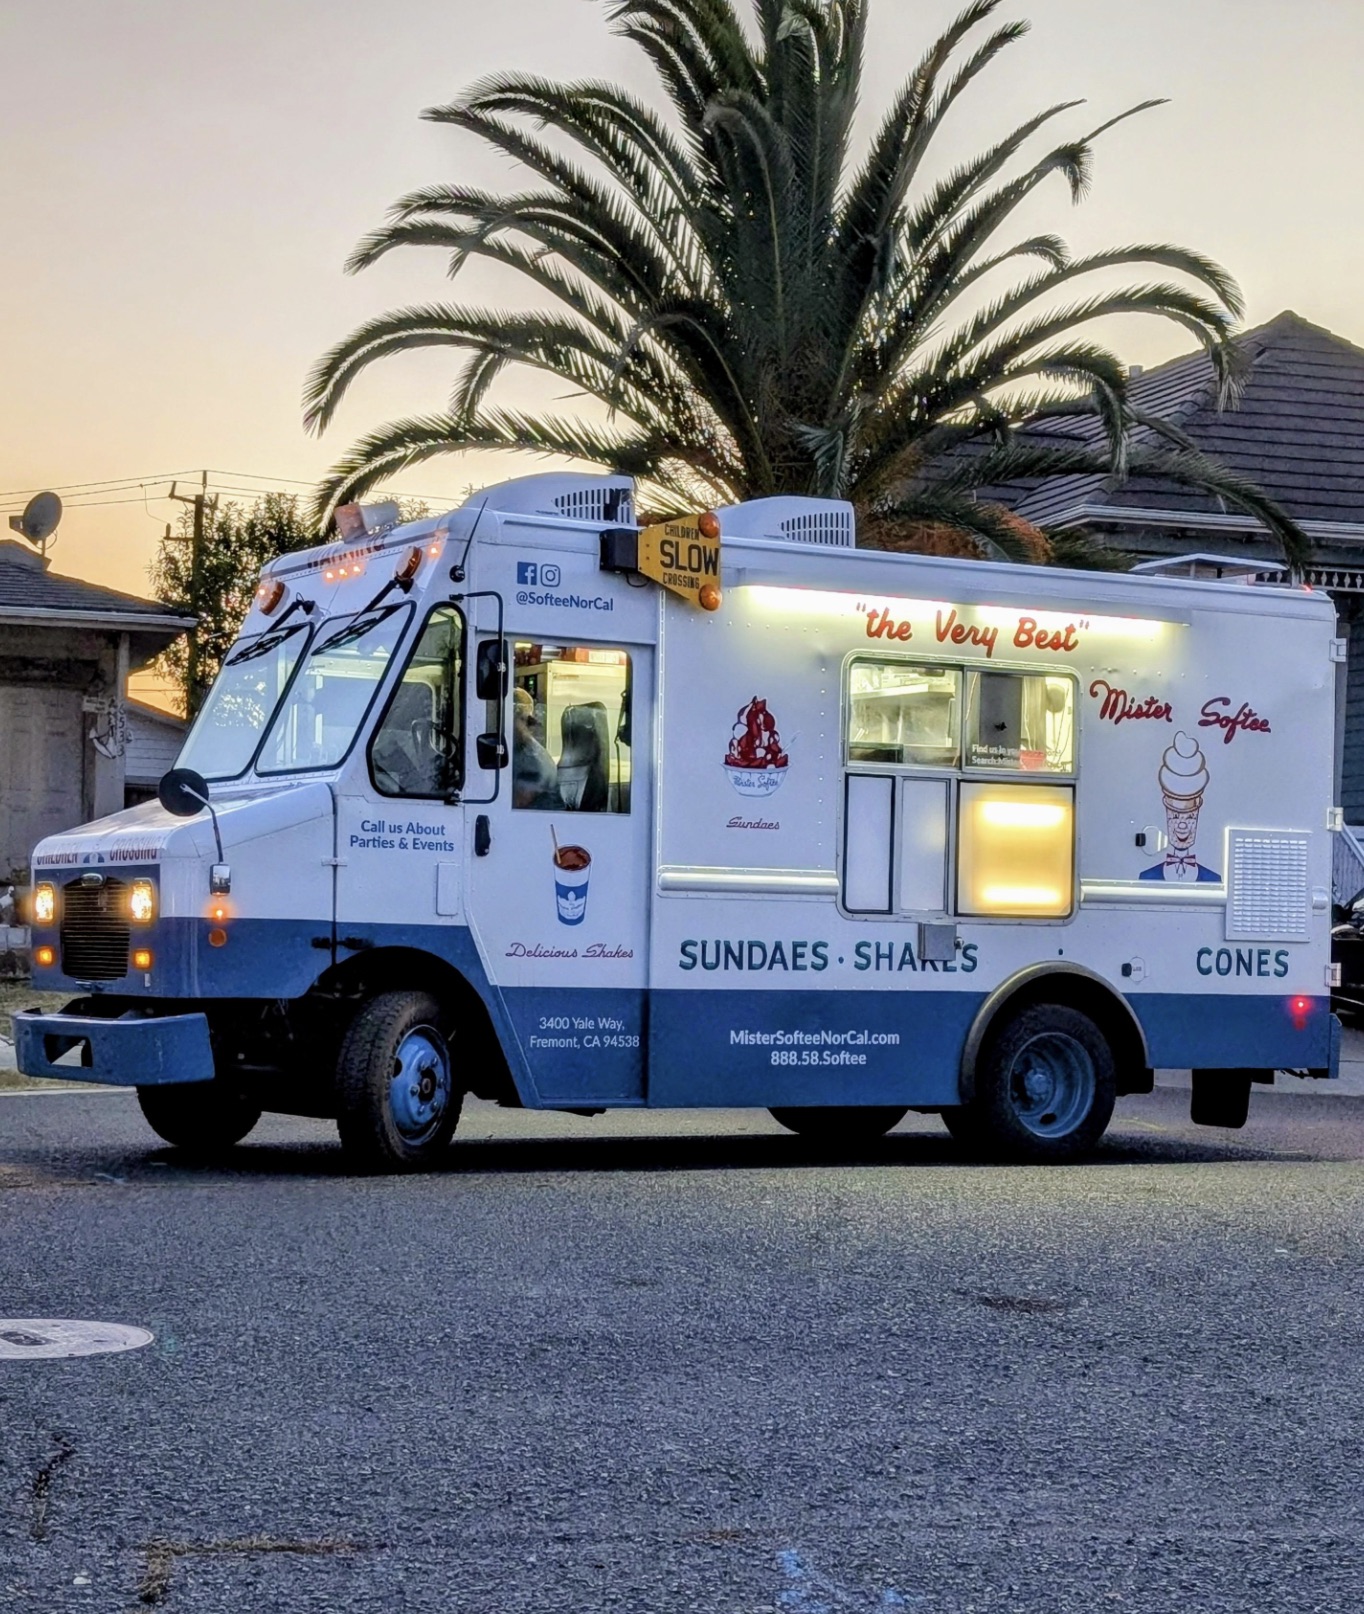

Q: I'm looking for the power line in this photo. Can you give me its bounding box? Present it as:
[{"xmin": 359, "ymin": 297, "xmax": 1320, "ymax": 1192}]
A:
[
  {"xmin": 2, "ymin": 468, "xmax": 466, "ymax": 507},
  {"xmin": 0, "ymin": 470, "xmax": 201, "ymax": 501}
]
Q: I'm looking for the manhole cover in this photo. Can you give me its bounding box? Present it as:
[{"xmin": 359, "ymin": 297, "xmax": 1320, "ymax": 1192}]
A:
[{"xmin": 0, "ymin": 1320, "xmax": 153, "ymax": 1360}]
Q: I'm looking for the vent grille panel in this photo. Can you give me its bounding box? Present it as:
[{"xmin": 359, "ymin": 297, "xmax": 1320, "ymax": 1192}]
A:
[
  {"xmin": 780, "ymin": 510, "xmax": 855, "ymax": 547},
  {"xmin": 553, "ymin": 487, "xmax": 633, "ymax": 525},
  {"xmin": 60, "ymin": 878, "xmax": 130, "ymax": 980},
  {"xmin": 1226, "ymin": 831, "xmax": 1310, "ymax": 942}
]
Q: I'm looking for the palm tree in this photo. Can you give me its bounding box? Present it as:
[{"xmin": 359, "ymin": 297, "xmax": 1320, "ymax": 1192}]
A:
[{"xmin": 306, "ymin": 0, "xmax": 1308, "ymax": 569}]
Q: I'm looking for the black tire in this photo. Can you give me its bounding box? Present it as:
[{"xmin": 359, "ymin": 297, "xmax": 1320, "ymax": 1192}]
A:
[
  {"xmin": 136, "ymin": 1081, "xmax": 261, "ymax": 1152},
  {"xmin": 954, "ymin": 1003, "xmax": 1116, "ymax": 1163},
  {"xmin": 335, "ymin": 990, "xmax": 462, "ymax": 1172},
  {"xmin": 768, "ymin": 1105, "xmax": 908, "ymax": 1141}
]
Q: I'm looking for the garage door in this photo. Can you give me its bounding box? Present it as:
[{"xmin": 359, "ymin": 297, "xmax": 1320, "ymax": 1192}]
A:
[{"xmin": 0, "ymin": 685, "xmax": 86, "ymax": 879}]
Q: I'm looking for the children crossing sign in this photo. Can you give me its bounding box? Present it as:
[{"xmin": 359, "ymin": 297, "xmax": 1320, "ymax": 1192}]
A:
[{"xmin": 637, "ymin": 519, "xmax": 721, "ymax": 609}]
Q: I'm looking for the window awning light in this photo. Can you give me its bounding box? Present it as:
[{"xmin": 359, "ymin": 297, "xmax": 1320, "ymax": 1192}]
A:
[{"xmin": 741, "ymin": 583, "xmax": 1169, "ymax": 643}]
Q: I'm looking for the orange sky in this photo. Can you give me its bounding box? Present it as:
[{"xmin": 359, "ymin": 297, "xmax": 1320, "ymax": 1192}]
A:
[{"xmin": 4, "ymin": 0, "xmax": 1363, "ymax": 709}]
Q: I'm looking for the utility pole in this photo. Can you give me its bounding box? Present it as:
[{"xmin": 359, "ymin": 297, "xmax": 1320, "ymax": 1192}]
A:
[{"xmin": 167, "ymin": 472, "xmax": 218, "ymax": 717}]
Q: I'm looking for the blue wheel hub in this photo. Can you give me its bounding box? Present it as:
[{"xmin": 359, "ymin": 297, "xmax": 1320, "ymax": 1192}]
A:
[
  {"xmin": 388, "ymin": 1027, "xmax": 452, "ymax": 1145},
  {"xmin": 1007, "ymin": 1031, "xmax": 1095, "ymax": 1139}
]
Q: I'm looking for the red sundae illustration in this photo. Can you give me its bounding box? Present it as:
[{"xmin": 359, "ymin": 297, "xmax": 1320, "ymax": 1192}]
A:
[{"xmin": 724, "ymin": 697, "xmax": 790, "ymax": 797}]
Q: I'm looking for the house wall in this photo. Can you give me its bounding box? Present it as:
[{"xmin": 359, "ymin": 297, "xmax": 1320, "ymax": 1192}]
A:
[
  {"xmin": 1342, "ymin": 614, "xmax": 1364, "ymax": 823},
  {"xmin": 0, "ymin": 626, "xmax": 126, "ymax": 880},
  {"xmin": 125, "ymin": 707, "xmax": 186, "ymax": 805}
]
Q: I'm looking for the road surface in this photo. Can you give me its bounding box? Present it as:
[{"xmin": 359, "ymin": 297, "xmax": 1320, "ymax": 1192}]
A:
[{"xmin": 1, "ymin": 1083, "xmax": 1363, "ymax": 1611}]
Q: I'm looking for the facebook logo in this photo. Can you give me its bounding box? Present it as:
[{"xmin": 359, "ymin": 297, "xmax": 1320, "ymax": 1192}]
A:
[{"xmin": 516, "ymin": 562, "xmax": 561, "ymax": 587}]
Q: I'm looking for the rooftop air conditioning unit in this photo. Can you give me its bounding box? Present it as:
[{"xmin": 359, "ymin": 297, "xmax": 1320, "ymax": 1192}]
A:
[
  {"xmin": 470, "ymin": 472, "xmax": 634, "ymax": 526},
  {"xmin": 716, "ymin": 497, "xmax": 855, "ymax": 548}
]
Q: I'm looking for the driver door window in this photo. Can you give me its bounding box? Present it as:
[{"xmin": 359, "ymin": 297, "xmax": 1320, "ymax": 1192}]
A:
[{"xmin": 369, "ymin": 606, "xmax": 464, "ymax": 798}]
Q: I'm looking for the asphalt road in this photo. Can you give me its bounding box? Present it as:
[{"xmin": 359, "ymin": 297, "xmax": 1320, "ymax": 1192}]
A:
[{"xmin": 2, "ymin": 1086, "xmax": 1364, "ymax": 1613}]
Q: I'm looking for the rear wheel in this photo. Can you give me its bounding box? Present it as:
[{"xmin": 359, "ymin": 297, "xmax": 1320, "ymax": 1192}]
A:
[
  {"xmin": 768, "ymin": 1105, "xmax": 907, "ymax": 1141},
  {"xmin": 335, "ymin": 990, "xmax": 461, "ymax": 1172},
  {"xmin": 136, "ymin": 1081, "xmax": 261, "ymax": 1152},
  {"xmin": 950, "ymin": 1003, "xmax": 1115, "ymax": 1163}
]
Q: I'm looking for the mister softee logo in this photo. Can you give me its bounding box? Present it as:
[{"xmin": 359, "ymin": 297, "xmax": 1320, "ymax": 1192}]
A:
[{"xmin": 723, "ymin": 696, "xmax": 790, "ymax": 797}]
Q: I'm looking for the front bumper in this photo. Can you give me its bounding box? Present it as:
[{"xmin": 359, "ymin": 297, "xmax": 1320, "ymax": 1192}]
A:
[{"xmin": 13, "ymin": 1009, "xmax": 214, "ymax": 1087}]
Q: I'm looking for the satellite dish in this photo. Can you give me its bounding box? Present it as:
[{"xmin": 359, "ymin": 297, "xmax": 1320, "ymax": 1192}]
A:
[
  {"xmin": 8, "ymin": 491, "xmax": 62, "ymax": 544},
  {"xmin": 157, "ymin": 767, "xmax": 211, "ymax": 818}
]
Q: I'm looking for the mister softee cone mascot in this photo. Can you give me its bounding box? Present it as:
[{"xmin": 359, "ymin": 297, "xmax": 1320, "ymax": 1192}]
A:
[{"xmin": 1140, "ymin": 731, "xmax": 1221, "ymax": 883}]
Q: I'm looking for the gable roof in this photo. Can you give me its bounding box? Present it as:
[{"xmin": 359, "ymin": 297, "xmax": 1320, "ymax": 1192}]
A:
[
  {"xmin": 0, "ymin": 540, "xmax": 193, "ymax": 632},
  {"xmin": 990, "ymin": 312, "xmax": 1364, "ymax": 536}
]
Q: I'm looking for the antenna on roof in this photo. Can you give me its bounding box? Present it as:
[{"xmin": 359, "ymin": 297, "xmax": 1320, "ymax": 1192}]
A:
[{"xmin": 8, "ymin": 491, "xmax": 62, "ymax": 557}]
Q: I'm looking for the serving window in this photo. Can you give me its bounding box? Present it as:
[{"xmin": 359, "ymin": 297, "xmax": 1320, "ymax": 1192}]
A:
[
  {"xmin": 842, "ymin": 656, "xmax": 1077, "ymax": 920},
  {"xmin": 848, "ymin": 662, "xmax": 961, "ymax": 767},
  {"xmin": 965, "ymin": 671, "xmax": 1074, "ymax": 774}
]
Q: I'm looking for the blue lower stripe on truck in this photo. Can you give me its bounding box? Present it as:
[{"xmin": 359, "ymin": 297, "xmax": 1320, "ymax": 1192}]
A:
[{"xmin": 29, "ymin": 910, "xmax": 1336, "ymax": 1106}]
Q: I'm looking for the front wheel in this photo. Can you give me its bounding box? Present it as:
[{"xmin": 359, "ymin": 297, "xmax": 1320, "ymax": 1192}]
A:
[
  {"xmin": 335, "ymin": 991, "xmax": 461, "ymax": 1172},
  {"xmin": 952, "ymin": 1003, "xmax": 1115, "ymax": 1163},
  {"xmin": 137, "ymin": 1081, "xmax": 261, "ymax": 1152},
  {"xmin": 769, "ymin": 1105, "xmax": 908, "ymax": 1141}
]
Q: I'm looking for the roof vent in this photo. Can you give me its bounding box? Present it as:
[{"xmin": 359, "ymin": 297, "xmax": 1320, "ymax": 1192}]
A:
[
  {"xmin": 716, "ymin": 497, "xmax": 855, "ymax": 548},
  {"xmin": 553, "ymin": 485, "xmax": 634, "ymax": 525},
  {"xmin": 467, "ymin": 472, "xmax": 634, "ymax": 526},
  {"xmin": 1132, "ymin": 553, "xmax": 1287, "ymax": 585}
]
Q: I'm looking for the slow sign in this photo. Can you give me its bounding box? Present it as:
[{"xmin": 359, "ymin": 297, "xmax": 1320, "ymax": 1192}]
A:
[{"xmin": 637, "ymin": 519, "xmax": 721, "ymax": 608}]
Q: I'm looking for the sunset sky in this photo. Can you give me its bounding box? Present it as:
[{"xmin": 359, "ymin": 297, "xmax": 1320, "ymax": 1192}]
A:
[{"xmin": 3, "ymin": 0, "xmax": 1363, "ymax": 678}]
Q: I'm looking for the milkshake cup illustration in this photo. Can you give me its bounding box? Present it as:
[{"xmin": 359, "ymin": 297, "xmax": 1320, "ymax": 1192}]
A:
[
  {"xmin": 551, "ymin": 828, "xmax": 592, "ymax": 925},
  {"xmin": 1139, "ymin": 730, "xmax": 1220, "ymax": 883}
]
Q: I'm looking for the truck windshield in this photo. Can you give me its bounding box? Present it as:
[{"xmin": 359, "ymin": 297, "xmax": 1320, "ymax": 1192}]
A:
[
  {"xmin": 175, "ymin": 620, "xmax": 312, "ymax": 781},
  {"xmin": 257, "ymin": 604, "xmax": 413, "ymax": 774}
]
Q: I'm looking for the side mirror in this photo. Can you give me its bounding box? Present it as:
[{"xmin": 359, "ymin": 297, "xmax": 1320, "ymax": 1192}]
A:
[
  {"xmin": 158, "ymin": 767, "xmax": 211, "ymax": 818},
  {"xmin": 476, "ymin": 639, "xmax": 509, "ymax": 702},
  {"xmin": 476, "ymin": 733, "xmax": 508, "ymax": 771}
]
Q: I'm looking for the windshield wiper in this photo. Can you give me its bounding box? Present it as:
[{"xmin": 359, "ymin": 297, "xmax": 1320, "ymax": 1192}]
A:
[
  {"xmin": 314, "ymin": 601, "xmax": 405, "ymax": 655},
  {"xmin": 224, "ymin": 618, "xmax": 309, "ymax": 667},
  {"xmin": 223, "ymin": 597, "xmax": 316, "ymax": 666}
]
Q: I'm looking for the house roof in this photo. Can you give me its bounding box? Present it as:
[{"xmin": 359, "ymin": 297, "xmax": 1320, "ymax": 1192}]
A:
[
  {"xmin": 0, "ymin": 540, "xmax": 194, "ymax": 633},
  {"xmin": 987, "ymin": 312, "xmax": 1364, "ymax": 538}
]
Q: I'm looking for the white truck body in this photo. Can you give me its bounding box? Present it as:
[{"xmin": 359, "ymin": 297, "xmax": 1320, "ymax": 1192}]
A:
[{"xmin": 17, "ymin": 472, "xmax": 1340, "ymax": 1150}]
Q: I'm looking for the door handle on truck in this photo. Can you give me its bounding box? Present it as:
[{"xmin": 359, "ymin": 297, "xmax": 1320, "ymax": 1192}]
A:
[{"xmin": 475, "ymin": 815, "xmax": 491, "ymax": 857}]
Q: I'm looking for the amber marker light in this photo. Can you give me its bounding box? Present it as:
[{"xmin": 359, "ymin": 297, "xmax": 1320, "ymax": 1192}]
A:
[
  {"xmin": 132, "ymin": 948, "xmax": 153, "ymax": 971},
  {"xmin": 256, "ymin": 577, "xmax": 287, "ymax": 616},
  {"xmin": 34, "ymin": 946, "xmax": 55, "ymax": 968},
  {"xmin": 697, "ymin": 511, "xmax": 721, "ymax": 539},
  {"xmin": 208, "ymin": 929, "xmax": 228, "ymax": 948},
  {"xmin": 699, "ymin": 584, "xmax": 722, "ymax": 612},
  {"xmin": 395, "ymin": 545, "xmax": 424, "ymax": 584}
]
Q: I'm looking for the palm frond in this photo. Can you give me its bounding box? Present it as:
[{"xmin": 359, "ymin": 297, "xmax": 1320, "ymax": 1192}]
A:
[{"xmin": 308, "ymin": 0, "xmax": 1281, "ymax": 575}]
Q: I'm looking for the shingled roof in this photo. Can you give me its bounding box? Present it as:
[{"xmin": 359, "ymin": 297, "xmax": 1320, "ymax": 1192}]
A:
[
  {"xmin": 988, "ymin": 312, "xmax": 1364, "ymax": 540},
  {"xmin": 0, "ymin": 540, "xmax": 192, "ymax": 628}
]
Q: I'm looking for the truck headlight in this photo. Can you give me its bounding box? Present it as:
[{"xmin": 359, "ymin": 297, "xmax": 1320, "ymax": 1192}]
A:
[
  {"xmin": 33, "ymin": 883, "xmax": 56, "ymax": 926},
  {"xmin": 129, "ymin": 879, "xmax": 156, "ymax": 924}
]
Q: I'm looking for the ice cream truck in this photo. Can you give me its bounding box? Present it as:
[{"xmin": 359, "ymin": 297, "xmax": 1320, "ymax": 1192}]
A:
[{"xmin": 15, "ymin": 472, "xmax": 1342, "ymax": 1169}]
